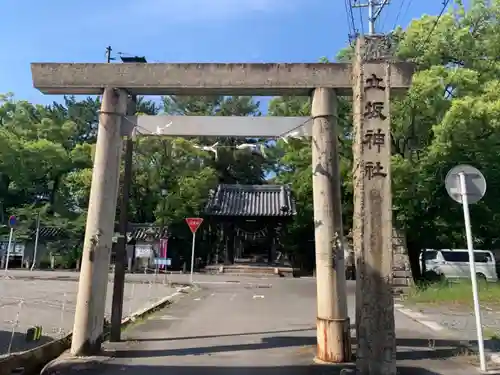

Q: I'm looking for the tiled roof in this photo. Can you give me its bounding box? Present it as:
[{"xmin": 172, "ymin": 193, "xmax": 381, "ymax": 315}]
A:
[
  {"xmin": 129, "ymin": 224, "xmax": 168, "ymax": 241},
  {"xmin": 113, "ymin": 223, "xmax": 168, "ymax": 241},
  {"xmin": 204, "ymin": 184, "xmax": 296, "ymax": 217},
  {"xmin": 30, "ymin": 227, "xmax": 66, "ymax": 239},
  {"xmin": 25, "ymin": 224, "xmax": 167, "ymax": 242}
]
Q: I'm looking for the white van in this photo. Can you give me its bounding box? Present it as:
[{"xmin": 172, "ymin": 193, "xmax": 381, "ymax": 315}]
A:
[{"xmin": 419, "ymin": 249, "xmax": 498, "ymax": 283}]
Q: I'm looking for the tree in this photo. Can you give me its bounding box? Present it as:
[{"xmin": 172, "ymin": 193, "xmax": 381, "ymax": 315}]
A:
[
  {"xmin": 2, "ymin": 0, "xmax": 500, "ymax": 275},
  {"xmin": 267, "ymin": 89, "xmax": 354, "ymax": 270},
  {"xmin": 389, "ymin": 0, "xmax": 500, "ymax": 276}
]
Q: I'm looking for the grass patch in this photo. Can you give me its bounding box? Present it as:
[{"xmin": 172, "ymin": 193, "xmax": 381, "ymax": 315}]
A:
[{"xmin": 405, "ymin": 280, "xmax": 500, "ymax": 307}]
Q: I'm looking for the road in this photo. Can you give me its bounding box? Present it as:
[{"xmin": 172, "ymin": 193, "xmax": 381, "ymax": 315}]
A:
[
  {"xmin": 49, "ymin": 277, "xmax": 483, "ymax": 375},
  {"xmin": 1, "ymin": 269, "xmax": 279, "ymax": 284},
  {"xmin": 0, "ymin": 270, "xmax": 179, "ymax": 355}
]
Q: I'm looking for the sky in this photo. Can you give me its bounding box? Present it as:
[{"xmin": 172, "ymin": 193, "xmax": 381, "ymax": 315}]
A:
[{"xmin": 1, "ymin": 0, "xmax": 459, "ymax": 108}]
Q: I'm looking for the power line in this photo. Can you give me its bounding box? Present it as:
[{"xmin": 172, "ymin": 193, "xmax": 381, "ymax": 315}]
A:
[
  {"xmin": 344, "ymin": 0, "xmax": 359, "ymax": 43},
  {"xmin": 402, "ymin": 0, "xmax": 455, "ymax": 155},
  {"xmin": 420, "ymin": 0, "xmax": 452, "ymax": 47},
  {"xmin": 415, "ymin": 0, "xmax": 453, "ymax": 95},
  {"xmin": 358, "ymin": 6, "xmax": 366, "ymax": 35},
  {"xmin": 392, "ymin": 0, "xmax": 412, "ymax": 30}
]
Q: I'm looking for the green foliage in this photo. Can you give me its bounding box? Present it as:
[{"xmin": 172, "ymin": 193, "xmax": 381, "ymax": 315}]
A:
[{"xmin": 2, "ymin": 1, "xmax": 500, "ymax": 273}]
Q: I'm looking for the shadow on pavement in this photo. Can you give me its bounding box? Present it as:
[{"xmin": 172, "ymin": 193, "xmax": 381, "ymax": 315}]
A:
[
  {"xmin": 113, "ymin": 335, "xmax": 473, "ymax": 362},
  {"xmin": 0, "ymin": 329, "xmax": 54, "ymax": 356},
  {"xmin": 129, "ymin": 327, "xmax": 318, "ymax": 342},
  {"xmin": 42, "ymin": 363, "xmax": 465, "ymax": 375}
]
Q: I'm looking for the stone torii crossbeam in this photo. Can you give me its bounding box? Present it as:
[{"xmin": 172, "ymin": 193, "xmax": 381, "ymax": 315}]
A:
[{"xmin": 30, "ymin": 36, "xmax": 413, "ymax": 374}]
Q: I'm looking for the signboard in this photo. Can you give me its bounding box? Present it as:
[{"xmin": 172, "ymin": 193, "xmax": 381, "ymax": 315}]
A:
[
  {"xmin": 135, "ymin": 245, "xmax": 153, "ymax": 258},
  {"xmin": 8, "ymin": 215, "xmax": 16, "ymax": 228},
  {"xmin": 185, "ymin": 218, "xmax": 203, "ymax": 233},
  {"xmin": 154, "ymin": 258, "xmax": 171, "ymax": 266},
  {"xmin": 445, "ymin": 164, "xmax": 486, "ymax": 204},
  {"xmin": 0, "ymin": 241, "xmax": 24, "ymax": 256}
]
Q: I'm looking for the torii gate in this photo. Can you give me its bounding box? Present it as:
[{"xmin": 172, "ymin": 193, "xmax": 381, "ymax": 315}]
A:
[{"xmin": 30, "ymin": 36, "xmax": 413, "ymax": 374}]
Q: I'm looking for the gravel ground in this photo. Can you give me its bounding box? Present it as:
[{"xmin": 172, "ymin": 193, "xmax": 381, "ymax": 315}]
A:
[
  {"xmin": 0, "ymin": 276, "xmax": 179, "ymax": 355},
  {"xmin": 403, "ymin": 302, "xmax": 500, "ymax": 353}
]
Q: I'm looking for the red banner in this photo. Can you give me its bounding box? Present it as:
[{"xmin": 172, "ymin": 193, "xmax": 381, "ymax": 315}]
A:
[{"xmin": 159, "ymin": 238, "xmax": 168, "ymax": 269}]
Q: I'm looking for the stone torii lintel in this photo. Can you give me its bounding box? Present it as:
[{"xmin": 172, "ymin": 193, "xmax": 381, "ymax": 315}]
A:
[{"xmin": 30, "ymin": 62, "xmax": 414, "ymax": 96}]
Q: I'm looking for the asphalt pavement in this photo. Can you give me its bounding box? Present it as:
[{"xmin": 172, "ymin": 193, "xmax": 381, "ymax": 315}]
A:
[
  {"xmin": 0, "ymin": 271, "xmax": 179, "ymax": 355},
  {"xmin": 46, "ymin": 277, "xmax": 485, "ymax": 375}
]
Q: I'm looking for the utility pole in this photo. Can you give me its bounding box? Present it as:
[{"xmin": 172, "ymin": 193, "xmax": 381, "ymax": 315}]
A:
[
  {"xmin": 352, "ymin": 0, "xmax": 390, "ymax": 35},
  {"xmin": 105, "ymin": 46, "xmax": 114, "ymax": 63},
  {"xmin": 311, "ymin": 88, "xmax": 351, "ymax": 363},
  {"xmin": 30, "ymin": 211, "xmax": 41, "ymax": 271}
]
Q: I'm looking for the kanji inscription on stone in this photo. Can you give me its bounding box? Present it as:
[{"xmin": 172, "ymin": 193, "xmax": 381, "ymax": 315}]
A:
[
  {"xmin": 364, "ymin": 161, "xmax": 387, "ymax": 180},
  {"xmin": 365, "ymin": 73, "xmax": 385, "ymax": 91},
  {"xmin": 363, "ymin": 128, "xmax": 386, "ymax": 153},
  {"xmin": 364, "ymin": 101, "xmax": 387, "ymax": 120}
]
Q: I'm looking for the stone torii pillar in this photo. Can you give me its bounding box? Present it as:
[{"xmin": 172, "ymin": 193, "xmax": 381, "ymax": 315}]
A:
[
  {"xmin": 352, "ymin": 36, "xmax": 414, "ymax": 374},
  {"xmin": 311, "ymin": 88, "xmax": 351, "ymax": 362},
  {"xmin": 71, "ymin": 88, "xmax": 127, "ymax": 355}
]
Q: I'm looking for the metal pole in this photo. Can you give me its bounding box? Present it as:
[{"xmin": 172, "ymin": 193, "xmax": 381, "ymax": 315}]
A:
[
  {"xmin": 4, "ymin": 227, "xmax": 13, "ymax": 272},
  {"xmin": 110, "ymin": 95, "xmax": 136, "ymax": 342},
  {"xmin": 190, "ymin": 232, "xmax": 196, "ymax": 284},
  {"xmin": 459, "ymin": 172, "xmax": 486, "ymax": 372},
  {"xmin": 351, "ymin": 0, "xmax": 390, "ymax": 35},
  {"xmin": 311, "ymin": 88, "xmax": 351, "ymax": 363},
  {"xmin": 106, "ymin": 46, "xmax": 113, "ymax": 63},
  {"xmin": 159, "ymin": 196, "xmax": 166, "ymax": 271},
  {"xmin": 368, "ymin": 0, "xmax": 375, "ymax": 35},
  {"xmin": 71, "ymin": 88, "xmax": 127, "ymax": 356},
  {"xmin": 31, "ymin": 211, "xmax": 41, "ymax": 271}
]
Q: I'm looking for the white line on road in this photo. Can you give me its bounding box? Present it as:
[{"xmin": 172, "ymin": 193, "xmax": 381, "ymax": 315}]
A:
[
  {"xmin": 398, "ymin": 308, "xmax": 427, "ymax": 320},
  {"xmin": 229, "ymin": 293, "xmax": 237, "ymax": 301},
  {"xmin": 194, "ymin": 281, "xmax": 241, "ymax": 285},
  {"xmin": 156, "ymin": 315, "xmax": 181, "ymax": 320},
  {"xmin": 419, "ymin": 320, "xmax": 445, "ymax": 332},
  {"xmin": 396, "ymin": 306, "xmax": 445, "ymax": 332}
]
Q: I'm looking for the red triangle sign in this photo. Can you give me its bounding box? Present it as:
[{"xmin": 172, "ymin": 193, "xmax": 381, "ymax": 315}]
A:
[{"xmin": 186, "ymin": 217, "xmax": 204, "ymax": 233}]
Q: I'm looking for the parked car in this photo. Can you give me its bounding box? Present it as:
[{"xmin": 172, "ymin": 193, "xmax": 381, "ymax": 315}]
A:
[{"xmin": 419, "ymin": 249, "xmax": 498, "ymax": 282}]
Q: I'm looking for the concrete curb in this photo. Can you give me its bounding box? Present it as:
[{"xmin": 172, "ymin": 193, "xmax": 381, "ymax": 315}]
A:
[
  {"xmin": 394, "ymin": 303, "xmax": 500, "ymax": 365},
  {"xmin": 0, "ymin": 285, "xmax": 192, "ymax": 375}
]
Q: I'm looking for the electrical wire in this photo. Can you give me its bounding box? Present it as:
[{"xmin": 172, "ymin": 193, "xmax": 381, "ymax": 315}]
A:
[
  {"xmin": 416, "ymin": 0, "xmax": 454, "ymax": 97},
  {"xmin": 420, "ymin": 0, "xmax": 452, "ymax": 47},
  {"xmin": 397, "ymin": 0, "xmax": 413, "ymax": 30},
  {"xmin": 344, "ymin": 0, "xmax": 358, "ymax": 43},
  {"xmin": 401, "ymin": 0, "xmax": 455, "ymax": 153},
  {"xmin": 358, "ymin": 5, "xmax": 366, "ymax": 35},
  {"xmin": 374, "ymin": 0, "xmax": 391, "ymax": 34},
  {"xmin": 392, "ymin": 0, "xmax": 411, "ymax": 30}
]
